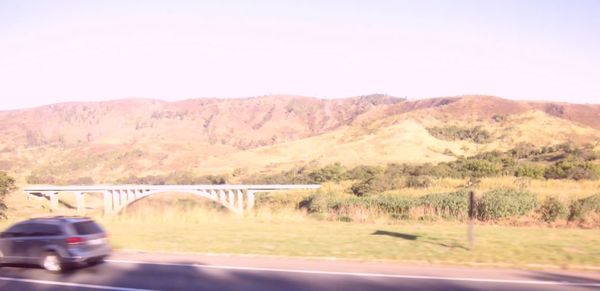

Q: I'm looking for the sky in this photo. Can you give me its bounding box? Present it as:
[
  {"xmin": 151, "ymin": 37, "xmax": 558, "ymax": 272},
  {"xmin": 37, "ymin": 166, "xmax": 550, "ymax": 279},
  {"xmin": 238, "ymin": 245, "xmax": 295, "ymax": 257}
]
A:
[{"xmin": 1, "ymin": 0, "xmax": 599, "ymax": 110}]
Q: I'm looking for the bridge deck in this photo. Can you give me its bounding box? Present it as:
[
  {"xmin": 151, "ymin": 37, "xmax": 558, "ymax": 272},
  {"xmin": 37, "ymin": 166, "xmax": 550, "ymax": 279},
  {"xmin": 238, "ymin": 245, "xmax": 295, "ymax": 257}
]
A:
[{"xmin": 23, "ymin": 184, "xmax": 320, "ymax": 192}]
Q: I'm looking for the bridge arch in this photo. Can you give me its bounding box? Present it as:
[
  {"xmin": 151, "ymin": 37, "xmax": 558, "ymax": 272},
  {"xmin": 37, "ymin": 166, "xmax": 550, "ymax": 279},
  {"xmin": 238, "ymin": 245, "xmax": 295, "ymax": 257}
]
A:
[
  {"xmin": 111, "ymin": 189, "xmax": 243, "ymax": 214},
  {"xmin": 23, "ymin": 184, "xmax": 320, "ymax": 215}
]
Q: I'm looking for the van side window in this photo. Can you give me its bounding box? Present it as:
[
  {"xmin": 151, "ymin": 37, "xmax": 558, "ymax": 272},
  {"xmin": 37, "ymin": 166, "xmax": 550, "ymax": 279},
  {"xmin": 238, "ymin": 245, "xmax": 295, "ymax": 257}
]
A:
[
  {"xmin": 2, "ymin": 223, "xmax": 28, "ymax": 237},
  {"xmin": 27, "ymin": 223, "xmax": 63, "ymax": 236},
  {"xmin": 40, "ymin": 224, "xmax": 63, "ymax": 236}
]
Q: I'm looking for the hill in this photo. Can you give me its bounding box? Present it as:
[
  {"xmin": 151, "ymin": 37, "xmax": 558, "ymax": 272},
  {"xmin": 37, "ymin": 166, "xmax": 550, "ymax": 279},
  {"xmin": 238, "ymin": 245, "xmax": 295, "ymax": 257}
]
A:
[{"xmin": 0, "ymin": 95, "xmax": 599, "ymax": 183}]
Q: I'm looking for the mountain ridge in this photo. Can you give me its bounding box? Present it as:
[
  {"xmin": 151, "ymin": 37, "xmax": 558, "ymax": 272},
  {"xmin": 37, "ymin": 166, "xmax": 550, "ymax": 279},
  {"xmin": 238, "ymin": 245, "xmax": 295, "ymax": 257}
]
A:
[{"xmin": 1, "ymin": 94, "xmax": 599, "ymax": 182}]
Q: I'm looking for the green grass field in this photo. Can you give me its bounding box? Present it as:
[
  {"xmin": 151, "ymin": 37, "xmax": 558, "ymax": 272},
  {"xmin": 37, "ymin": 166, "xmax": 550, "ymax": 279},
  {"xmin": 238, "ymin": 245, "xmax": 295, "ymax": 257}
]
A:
[{"xmin": 96, "ymin": 213, "xmax": 600, "ymax": 269}]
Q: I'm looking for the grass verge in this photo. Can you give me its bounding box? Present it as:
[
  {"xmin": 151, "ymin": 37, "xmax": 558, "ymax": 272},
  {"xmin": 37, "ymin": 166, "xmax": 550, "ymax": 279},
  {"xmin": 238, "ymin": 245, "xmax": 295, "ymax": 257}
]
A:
[{"xmin": 97, "ymin": 214, "xmax": 600, "ymax": 269}]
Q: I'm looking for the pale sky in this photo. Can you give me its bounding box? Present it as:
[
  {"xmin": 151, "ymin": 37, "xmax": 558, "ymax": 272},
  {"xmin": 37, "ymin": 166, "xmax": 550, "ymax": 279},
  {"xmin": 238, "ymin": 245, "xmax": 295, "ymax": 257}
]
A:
[{"xmin": 1, "ymin": 0, "xmax": 599, "ymax": 110}]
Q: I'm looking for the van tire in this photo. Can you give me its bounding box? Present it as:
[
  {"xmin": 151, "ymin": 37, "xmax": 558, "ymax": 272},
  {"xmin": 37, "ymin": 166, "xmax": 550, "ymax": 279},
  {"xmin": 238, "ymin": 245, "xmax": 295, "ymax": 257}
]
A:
[{"xmin": 41, "ymin": 251, "xmax": 63, "ymax": 272}]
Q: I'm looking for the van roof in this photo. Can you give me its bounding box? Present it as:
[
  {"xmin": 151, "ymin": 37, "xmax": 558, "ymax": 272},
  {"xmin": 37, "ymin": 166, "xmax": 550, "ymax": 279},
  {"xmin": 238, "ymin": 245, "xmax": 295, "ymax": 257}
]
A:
[{"xmin": 27, "ymin": 216, "xmax": 91, "ymax": 223}]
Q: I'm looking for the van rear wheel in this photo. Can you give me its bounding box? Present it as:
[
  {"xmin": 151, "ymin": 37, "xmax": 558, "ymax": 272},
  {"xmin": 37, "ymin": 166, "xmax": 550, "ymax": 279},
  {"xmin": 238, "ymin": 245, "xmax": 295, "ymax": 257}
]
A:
[{"xmin": 41, "ymin": 252, "xmax": 63, "ymax": 272}]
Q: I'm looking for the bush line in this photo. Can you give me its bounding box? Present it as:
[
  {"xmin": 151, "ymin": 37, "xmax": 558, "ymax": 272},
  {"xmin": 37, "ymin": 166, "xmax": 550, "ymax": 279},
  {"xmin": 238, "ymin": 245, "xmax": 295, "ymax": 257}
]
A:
[{"xmin": 287, "ymin": 189, "xmax": 600, "ymax": 225}]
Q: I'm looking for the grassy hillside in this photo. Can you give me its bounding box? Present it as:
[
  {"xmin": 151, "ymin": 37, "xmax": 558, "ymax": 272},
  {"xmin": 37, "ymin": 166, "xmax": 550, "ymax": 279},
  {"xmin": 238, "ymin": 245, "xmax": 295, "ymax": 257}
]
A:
[{"xmin": 0, "ymin": 95, "xmax": 599, "ymax": 183}]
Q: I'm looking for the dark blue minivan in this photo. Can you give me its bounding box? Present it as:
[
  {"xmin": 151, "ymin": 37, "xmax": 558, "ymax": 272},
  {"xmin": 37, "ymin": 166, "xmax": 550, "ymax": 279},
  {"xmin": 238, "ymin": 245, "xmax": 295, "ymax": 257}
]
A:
[{"xmin": 0, "ymin": 216, "xmax": 111, "ymax": 272}]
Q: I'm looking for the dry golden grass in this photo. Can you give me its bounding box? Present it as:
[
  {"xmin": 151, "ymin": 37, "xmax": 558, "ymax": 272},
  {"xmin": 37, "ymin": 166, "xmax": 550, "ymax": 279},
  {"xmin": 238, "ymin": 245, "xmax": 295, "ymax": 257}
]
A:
[{"xmin": 191, "ymin": 120, "xmax": 465, "ymax": 175}]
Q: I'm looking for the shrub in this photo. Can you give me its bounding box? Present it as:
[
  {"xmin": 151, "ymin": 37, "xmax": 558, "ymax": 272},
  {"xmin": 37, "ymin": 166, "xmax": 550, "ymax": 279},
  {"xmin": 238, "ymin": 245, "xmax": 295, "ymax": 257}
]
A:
[
  {"xmin": 308, "ymin": 163, "xmax": 347, "ymax": 183},
  {"xmin": 117, "ymin": 173, "xmax": 229, "ymax": 185},
  {"xmin": 347, "ymin": 165, "xmax": 382, "ymax": 180},
  {"xmin": 569, "ymin": 167, "xmax": 598, "ymax": 180},
  {"xmin": 385, "ymin": 163, "xmax": 410, "ymax": 177},
  {"xmin": 456, "ymin": 159, "xmax": 503, "ymax": 177},
  {"xmin": 405, "ymin": 176, "xmax": 433, "ymax": 188},
  {"xmin": 568, "ymin": 194, "xmax": 600, "ymax": 221},
  {"xmin": 26, "ymin": 173, "xmax": 57, "ymax": 184},
  {"xmin": 298, "ymin": 192, "xmax": 418, "ymax": 220},
  {"xmin": 427, "ymin": 125, "xmax": 492, "ymax": 144},
  {"xmin": 328, "ymin": 196, "xmax": 369, "ymax": 210},
  {"xmin": 510, "ymin": 143, "xmax": 538, "ymax": 159},
  {"xmin": 428, "ymin": 163, "xmax": 455, "ymax": 177},
  {"xmin": 250, "ymin": 166, "xmax": 311, "ymax": 184},
  {"xmin": 417, "ymin": 190, "xmax": 469, "ymax": 219},
  {"xmin": 350, "ymin": 180, "xmax": 372, "ymax": 197},
  {"xmin": 477, "ymin": 188, "xmax": 537, "ymax": 221},
  {"xmin": 515, "ymin": 164, "xmax": 546, "ymax": 179},
  {"xmin": 350, "ymin": 174, "xmax": 391, "ymax": 196},
  {"xmin": 492, "ymin": 114, "xmax": 506, "ymax": 122},
  {"xmin": 298, "ymin": 193, "xmax": 331, "ymax": 214},
  {"xmin": 374, "ymin": 195, "xmax": 415, "ymax": 218},
  {"xmin": 117, "ymin": 174, "xmax": 166, "ymax": 185},
  {"xmin": 403, "ymin": 163, "xmax": 452, "ymax": 177},
  {"xmin": 538, "ymin": 197, "xmax": 567, "ymax": 222},
  {"xmin": 0, "ymin": 172, "xmax": 16, "ymax": 218},
  {"xmin": 254, "ymin": 191, "xmax": 307, "ymax": 211},
  {"xmin": 67, "ymin": 176, "xmax": 95, "ymax": 185},
  {"xmin": 545, "ymin": 160, "xmax": 599, "ymax": 180}
]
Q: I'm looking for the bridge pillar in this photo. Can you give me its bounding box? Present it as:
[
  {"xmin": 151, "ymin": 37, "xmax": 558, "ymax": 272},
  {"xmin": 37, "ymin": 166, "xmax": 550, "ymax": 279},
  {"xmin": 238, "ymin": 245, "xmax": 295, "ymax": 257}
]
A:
[
  {"xmin": 219, "ymin": 190, "xmax": 225, "ymax": 203},
  {"xmin": 103, "ymin": 191, "xmax": 112, "ymax": 215},
  {"xmin": 25, "ymin": 192, "xmax": 40, "ymax": 201},
  {"xmin": 49, "ymin": 192, "xmax": 59, "ymax": 211},
  {"xmin": 136, "ymin": 189, "xmax": 146, "ymax": 200},
  {"xmin": 112, "ymin": 190, "xmax": 121, "ymax": 212},
  {"xmin": 121, "ymin": 190, "xmax": 128, "ymax": 210},
  {"xmin": 119, "ymin": 190, "xmax": 127, "ymax": 210},
  {"xmin": 76, "ymin": 192, "xmax": 85, "ymax": 214},
  {"xmin": 237, "ymin": 190, "xmax": 244, "ymax": 213},
  {"xmin": 247, "ymin": 190, "xmax": 255, "ymax": 211},
  {"xmin": 127, "ymin": 190, "xmax": 135, "ymax": 203},
  {"xmin": 228, "ymin": 190, "xmax": 234, "ymax": 208},
  {"xmin": 138, "ymin": 189, "xmax": 145, "ymax": 200}
]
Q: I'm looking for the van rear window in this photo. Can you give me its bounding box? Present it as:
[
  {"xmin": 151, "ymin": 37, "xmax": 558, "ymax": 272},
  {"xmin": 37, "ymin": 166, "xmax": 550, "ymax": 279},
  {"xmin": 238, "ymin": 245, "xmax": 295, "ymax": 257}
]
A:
[{"xmin": 72, "ymin": 221, "xmax": 103, "ymax": 235}]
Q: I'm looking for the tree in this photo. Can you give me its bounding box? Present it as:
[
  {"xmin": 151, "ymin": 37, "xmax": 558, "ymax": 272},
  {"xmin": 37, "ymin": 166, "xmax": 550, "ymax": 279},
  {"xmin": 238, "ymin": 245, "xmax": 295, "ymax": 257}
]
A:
[{"xmin": 0, "ymin": 172, "xmax": 16, "ymax": 218}]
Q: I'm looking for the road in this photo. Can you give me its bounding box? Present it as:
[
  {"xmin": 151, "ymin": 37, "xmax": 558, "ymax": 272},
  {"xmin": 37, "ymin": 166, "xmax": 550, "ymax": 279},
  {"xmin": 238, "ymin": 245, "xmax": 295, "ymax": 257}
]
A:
[{"xmin": 0, "ymin": 251, "xmax": 599, "ymax": 291}]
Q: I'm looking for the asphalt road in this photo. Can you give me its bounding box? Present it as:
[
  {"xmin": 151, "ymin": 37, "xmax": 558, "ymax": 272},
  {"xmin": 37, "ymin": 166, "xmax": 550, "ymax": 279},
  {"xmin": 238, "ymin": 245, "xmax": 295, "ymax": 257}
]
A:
[{"xmin": 1, "ymin": 251, "xmax": 599, "ymax": 291}]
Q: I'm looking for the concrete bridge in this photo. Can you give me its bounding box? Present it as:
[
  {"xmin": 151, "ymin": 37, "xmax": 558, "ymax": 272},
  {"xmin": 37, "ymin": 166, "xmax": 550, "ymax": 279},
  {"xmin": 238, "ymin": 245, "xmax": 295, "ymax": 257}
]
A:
[{"xmin": 23, "ymin": 184, "xmax": 320, "ymax": 215}]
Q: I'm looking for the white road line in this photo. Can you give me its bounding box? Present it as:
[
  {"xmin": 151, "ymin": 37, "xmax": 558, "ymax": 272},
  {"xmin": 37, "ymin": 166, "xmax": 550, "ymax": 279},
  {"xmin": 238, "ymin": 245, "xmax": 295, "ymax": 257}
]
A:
[
  {"xmin": 0, "ymin": 277, "xmax": 158, "ymax": 291},
  {"xmin": 106, "ymin": 259, "xmax": 600, "ymax": 287}
]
